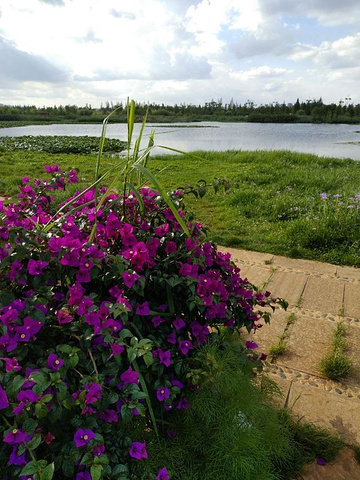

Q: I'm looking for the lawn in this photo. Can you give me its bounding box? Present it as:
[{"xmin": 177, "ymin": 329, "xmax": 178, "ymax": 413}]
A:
[{"xmin": 1, "ymin": 147, "xmax": 360, "ymax": 266}]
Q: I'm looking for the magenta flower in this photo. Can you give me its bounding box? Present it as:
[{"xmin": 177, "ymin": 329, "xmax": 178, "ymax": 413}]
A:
[
  {"xmin": 173, "ymin": 317, "xmax": 185, "ymax": 330},
  {"xmin": 159, "ymin": 350, "xmax": 171, "ymax": 367},
  {"xmin": 73, "ymin": 429, "xmax": 96, "ymax": 447},
  {"xmin": 76, "ymin": 473, "xmax": 91, "ymax": 480},
  {"xmin": 177, "ymin": 397, "xmax": 189, "ymax": 410},
  {"xmin": 13, "ymin": 390, "xmax": 41, "ymax": 415},
  {"xmin": 179, "ymin": 263, "xmax": 199, "ymax": 278},
  {"xmin": 47, "ymin": 353, "xmax": 64, "ymax": 371},
  {"xmin": 245, "ymin": 340, "xmax": 258, "ymax": 350},
  {"xmin": 120, "ymin": 367, "xmax": 139, "ymax": 386},
  {"xmin": 136, "ymin": 301, "xmax": 150, "ymax": 316},
  {"xmin": 157, "ymin": 467, "xmax": 170, "ymax": 480},
  {"xmin": 57, "ymin": 308, "xmax": 73, "ymax": 324},
  {"xmin": 1, "ymin": 357, "xmax": 22, "ymax": 372},
  {"xmin": 165, "ymin": 241, "xmax": 177, "ymax": 254},
  {"xmin": 27, "ymin": 259, "xmax": 48, "ymax": 275},
  {"xmin": 8, "ymin": 260, "xmax": 23, "ymax": 282},
  {"xmin": 152, "ymin": 315, "xmax": 165, "ymax": 328},
  {"xmin": 84, "ymin": 383, "xmax": 102, "ymax": 405},
  {"xmin": 68, "ymin": 283, "xmax": 85, "ymax": 306},
  {"xmin": 179, "ymin": 340, "xmax": 193, "ymax": 355},
  {"xmin": 0, "ymin": 385, "xmax": 9, "ymax": 409},
  {"xmin": 122, "ymin": 272, "xmax": 139, "ymax": 288},
  {"xmin": 99, "ymin": 409, "xmax": 118, "ymax": 423},
  {"xmin": 157, "ymin": 387, "xmax": 170, "ymax": 402},
  {"xmin": 129, "ymin": 442, "xmax": 148, "ymax": 460},
  {"xmin": 167, "ymin": 333, "xmax": 176, "ymax": 344},
  {"xmin": 93, "ymin": 444, "xmax": 106, "ymax": 457}
]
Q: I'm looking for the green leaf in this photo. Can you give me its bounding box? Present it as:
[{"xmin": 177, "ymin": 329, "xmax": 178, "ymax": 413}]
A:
[
  {"xmin": 57, "ymin": 344, "xmax": 72, "ymax": 354},
  {"xmin": 35, "ymin": 402, "xmax": 49, "ymax": 418},
  {"xmin": 70, "ymin": 354, "xmax": 79, "ymax": 368},
  {"xmin": 91, "ymin": 464, "xmax": 103, "ymax": 480},
  {"xmin": 20, "ymin": 461, "xmax": 38, "ymax": 476},
  {"xmin": 111, "ymin": 464, "xmax": 129, "ymax": 476},
  {"xmin": 143, "ymin": 352, "xmax": 154, "ymax": 367},
  {"xmin": 119, "ymin": 329, "xmax": 133, "ymax": 339},
  {"xmin": 41, "ymin": 394, "xmax": 53, "ymax": 403},
  {"xmin": 27, "ymin": 434, "xmax": 42, "ymax": 451},
  {"xmin": 12, "ymin": 374, "xmax": 25, "ymax": 392},
  {"xmin": 40, "ymin": 463, "xmax": 55, "ymax": 480},
  {"xmin": 29, "ymin": 371, "xmax": 51, "ymax": 390},
  {"xmin": 127, "ymin": 348, "xmax": 136, "ymax": 363},
  {"xmin": 0, "ymin": 289, "xmax": 15, "ymax": 306}
]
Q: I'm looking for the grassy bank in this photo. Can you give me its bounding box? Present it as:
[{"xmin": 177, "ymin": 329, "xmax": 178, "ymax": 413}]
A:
[{"xmin": 1, "ymin": 149, "xmax": 360, "ymax": 266}]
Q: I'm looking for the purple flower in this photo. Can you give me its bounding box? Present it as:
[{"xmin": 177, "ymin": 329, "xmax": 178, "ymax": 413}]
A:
[
  {"xmin": 73, "ymin": 429, "xmax": 96, "ymax": 447},
  {"xmin": 157, "ymin": 467, "xmax": 170, "ymax": 480},
  {"xmin": 1, "ymin": 357, "xmax": 22, "ymax": 372},
  {"xmin": 57, "ymin": 308, "xmax": 73, "ymax": 324},
  {"xmin": 320, "ymin": 193, "xmax": 329, "ymax": 200},
  {"xmin": 47, "ymin": 353, "xmax": 64, "ymax": 371},
  {"xmin": 27, "ymin": 259, "xmax": 48, "ymax": 276},
  {"xmin": 3, "ymin": 429, "xmax": 32, "ymax": 444},
  {"xmin": 245, "ymin": 340, "xmax": 258, "ymax": 350},
  {"xmin": 84, "ymin": 383, "xmax": 102, "ymax": 405},
  {"xmin": 0, "ymin": 385, "xmax": 9, "ymax": 409},
  {"xmin": 173, "ymin": 317, "xmax": 185, "ymax": 330},
  {"xmin": 8, "ymin": 446, "xmax": 27, "ymax": 466},
  {"xmin": 179, "ymin": 263, "xmax": 199, "ymax": 278},
  {"xmin": 76, "ymin": 473, "xmax": 91, "ymax": 480},
  {"xmin": 120, "ymin": 367, "xmax": 139, "ymax": 386},
  {"xmin": 159, "ymin": 350, "xmax": 171, "ymax": 367},
  {"xmin": 108, "ymin": 344, "xmax": 125, "ymax": 359},
  {"xmin": 157, "ymin": 387, "xmax": 170, "ymax": 402},
  {"xmin": 317, "ymin": 458, "xmax": 326, "ymax": 466},
  {"xmin": 136, "ymin": 301, "xmax": 150, "ymax": 316},
  {"xmin": 98, "ymin": 409, "xmax": 118, "ymax": 423},
  {"xmin": 123, "ymin": 272, "xmax": 139, "ymax": 288},
  {"xmin": 129, "ymin": 442, "xmax": 148, "ymax": 460},
  {"xmin": 13, "ymin": 390, "xmax": 41, "ymax": 415},
  {"xmin": 167, "ymin": 333, "xmax": 176, "ymax": 344},
  {"xmin": 179, "ymin": 340, "xmax": 193, "ymax": 355},
  {"xmin": 165, "ymin": 241, "xmax": 177, "ymax": 254},
  {"xmin": 177, "ymin": 397, "xmax": 189, "ymax": 410},
  {"xmin": 93, "ymin": 444, "xmax": 106, "ymax": 457}
]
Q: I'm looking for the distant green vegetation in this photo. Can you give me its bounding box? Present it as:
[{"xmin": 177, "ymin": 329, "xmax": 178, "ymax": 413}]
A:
[
  {"xmin": 1, "ymin": 97, "xmax": 360, "ymax": 124},
  {"xmin": 0, "ymin": 135, "xmax": 126, "ymax": 155},
  {"xmin": 1, "ymin": 148, "xmax": 360, "ymax": 266}
]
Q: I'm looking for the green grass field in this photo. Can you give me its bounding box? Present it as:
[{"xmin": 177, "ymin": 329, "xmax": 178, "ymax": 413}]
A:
[{"xmin": 1, "ymin": 148, "xmax": 360, "ymax": 266}]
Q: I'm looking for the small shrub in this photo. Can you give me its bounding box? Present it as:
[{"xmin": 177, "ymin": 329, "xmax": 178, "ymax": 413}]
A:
[
  {"xmin": 0, "ymin": 165, "xmax": 285, "ymax": 479},
  {"xmin": 320, "ymin": 352, "xmax": 352, "ymax": 380},
  {"xmin": 320, "ymin": 322, "xmax": 352, "ymax": 380},
  {"xmin": 269, "ymin": 342, "xmax": 287, "ymax": 357}
]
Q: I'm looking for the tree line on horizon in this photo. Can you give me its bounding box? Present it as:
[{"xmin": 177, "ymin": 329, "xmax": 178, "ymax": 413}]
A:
[{"xmin": 1, "ymin": 97, "xmax": 359, "ymax": 124}]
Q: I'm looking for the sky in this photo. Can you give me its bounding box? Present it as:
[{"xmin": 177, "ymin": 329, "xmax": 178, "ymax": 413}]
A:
[{"xmin": 0, "ymin": 0, "xmax": 359, "ymax": 108}]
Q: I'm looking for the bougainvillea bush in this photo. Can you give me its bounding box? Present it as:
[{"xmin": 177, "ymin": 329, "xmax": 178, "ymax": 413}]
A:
[{"xmin": 0, "ymin": 165, "xmax": 285, "ymax": 479}]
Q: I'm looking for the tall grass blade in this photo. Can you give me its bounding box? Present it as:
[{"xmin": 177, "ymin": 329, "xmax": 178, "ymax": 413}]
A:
[
  {"xmin": 132, "ymin": 163, "xmax": 190, "ymax": 236},
  {"xmin": 132, "ymin": 110, "xmax": 148, "ymax": 163},
  {"xmin": 132, "ymin": 359, "xmax": 159, "ymax": 438},
  {"xmin": 127, "ymin": 98, "xmax": 135, "ymax": 155}
]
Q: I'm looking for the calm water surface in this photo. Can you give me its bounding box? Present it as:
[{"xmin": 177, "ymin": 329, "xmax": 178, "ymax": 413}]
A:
[{"xmin": 1, "ymin": 122, "xmax": 360, "ymax": 160}]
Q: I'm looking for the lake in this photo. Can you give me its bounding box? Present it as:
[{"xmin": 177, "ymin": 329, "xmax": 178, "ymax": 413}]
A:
[{"xmin": 1, "ymin": 122, "xmax": 360, "ymax": 160}]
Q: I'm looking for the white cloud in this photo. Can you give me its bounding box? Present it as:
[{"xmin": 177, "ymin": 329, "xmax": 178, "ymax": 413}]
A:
[{"xmin": 0, "ymin": 0, "xmax": 359, "ymax": 106}]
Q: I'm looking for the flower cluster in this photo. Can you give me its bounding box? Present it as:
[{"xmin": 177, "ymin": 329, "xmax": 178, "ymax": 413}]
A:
[{"xmin": 0, "ymin": 166, "xmax": 283, "ymax": 479}]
